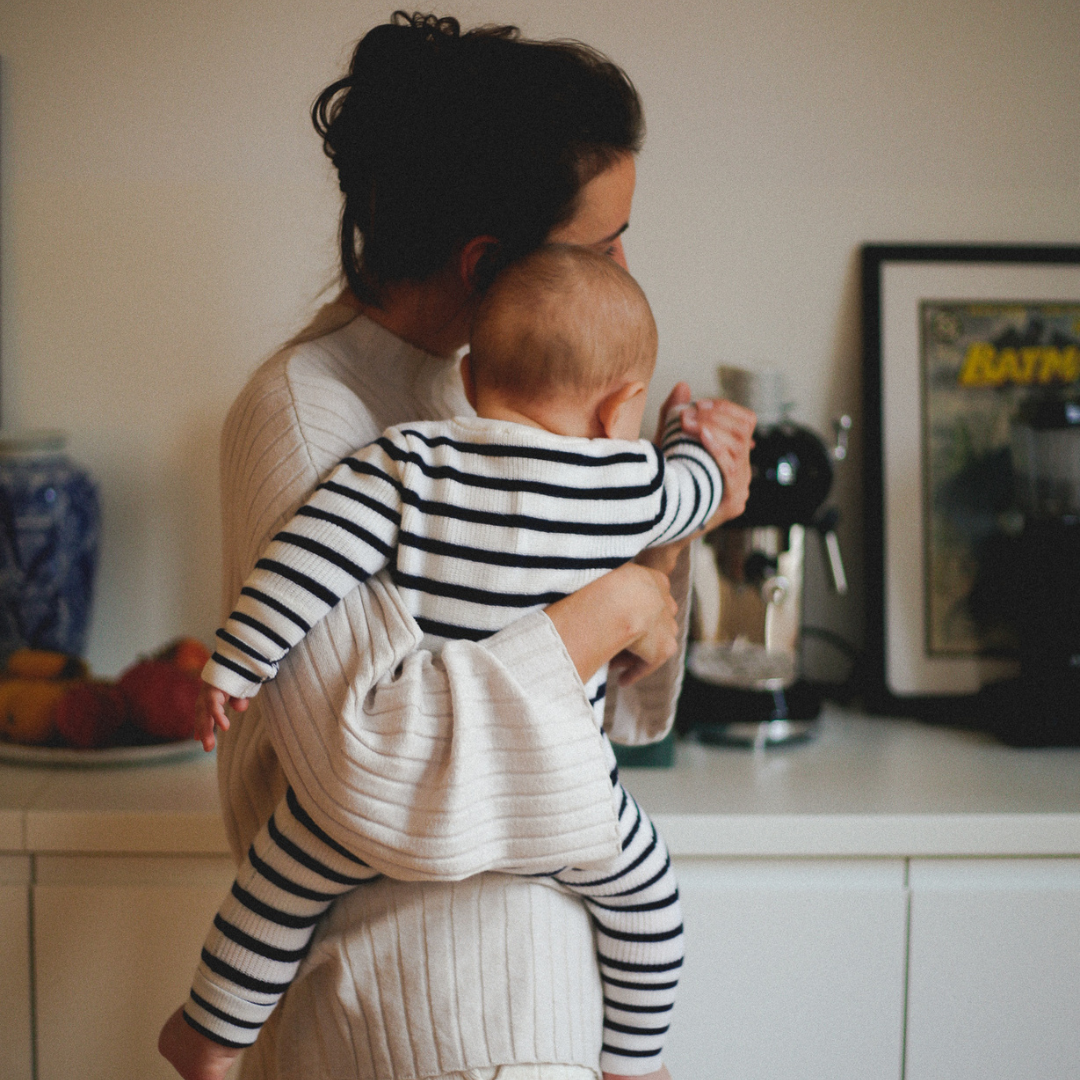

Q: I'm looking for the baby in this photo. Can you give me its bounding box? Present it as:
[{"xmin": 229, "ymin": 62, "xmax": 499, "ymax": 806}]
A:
[{"xmin": 166, "ymin": 245, "xmax": 727, "ymax": 1080}]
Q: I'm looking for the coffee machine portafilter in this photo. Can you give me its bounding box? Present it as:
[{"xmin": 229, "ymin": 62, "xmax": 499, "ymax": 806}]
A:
[{"xmin": 677, "ymin": 368, "xmax": 850, "ymax": 748}]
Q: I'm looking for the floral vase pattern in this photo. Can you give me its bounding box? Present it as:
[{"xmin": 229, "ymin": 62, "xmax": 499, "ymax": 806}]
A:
[{"xmin": 0, "ymin": 432, "xmax": 100, "ymax": 657}]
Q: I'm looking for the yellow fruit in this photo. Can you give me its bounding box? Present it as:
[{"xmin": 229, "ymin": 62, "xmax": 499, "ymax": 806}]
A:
[
  {"xmin": 5, "ymin": 648, "xmax": 88, "ymax": 681},
  {"xmin": 0, "ymin": 678, "xmax": 68, "ymax": 745}
]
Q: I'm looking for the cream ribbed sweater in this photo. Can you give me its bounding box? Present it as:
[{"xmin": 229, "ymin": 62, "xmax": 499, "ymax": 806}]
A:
[{"xmin": 217, "ymin": 302, "xmax": 691, "ymax": 1079}]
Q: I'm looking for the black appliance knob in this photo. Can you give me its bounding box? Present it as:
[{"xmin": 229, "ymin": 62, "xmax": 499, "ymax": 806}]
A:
[{"xmin": 729, "ymin": 421, "xmax": 834, "ymax": 528}]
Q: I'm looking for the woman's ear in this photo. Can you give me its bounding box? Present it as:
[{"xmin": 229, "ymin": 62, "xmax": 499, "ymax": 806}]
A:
[
  {"xmin": 596, "ymin": 380, "xmax": 647, "ymax": 439},
  {"xmin": 458, "ymin": 236, "xmax": 500, "ymax": 294},
  {"xmin": 460, "ymin": 353, "xmax": 478, "ymax": 410}
]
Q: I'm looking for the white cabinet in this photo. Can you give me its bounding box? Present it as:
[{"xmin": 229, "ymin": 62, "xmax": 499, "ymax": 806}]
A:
[
  {"xmin": 0, "ymin": 856, "xmax": 32, "ymax": 1080},
  {"xmin": 33, "ymin": 854, "xmax": 240, "ymax": 1080},
  {"xmin": 22, "ymin": 852, "xmax": 1080, "ymax": 1080},
  {"xmin": 666, "ymin": 858, "xmax": 908, "ymax": 1080},
  {"xmin": 906, "ymin": 858, "xmax": 1080, "ymax": 1080},
  {"xmin": 5, "ymin": 716, "xmax": 1078, "ymax": 1079}
]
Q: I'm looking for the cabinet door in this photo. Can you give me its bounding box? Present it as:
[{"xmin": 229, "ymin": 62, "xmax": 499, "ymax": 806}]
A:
[
  {"xmin": 34, "ymin": 855, "xmax": 240, "ymax": 1080},
  {"xmin": 665, "ymin": 858, "xmax": 908, "ymax": 1080},
  {"xmin": 0, "ymin": 856, "xmax": 32, "ymax": 1080},
  {"xmin": 906, "ymin": 858, "xmax": 1080, "ymax": 1080}
]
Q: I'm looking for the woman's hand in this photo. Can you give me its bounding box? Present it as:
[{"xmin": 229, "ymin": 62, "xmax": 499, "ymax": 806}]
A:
[{"xmin": 545, "ymin": 561, "xmax": 679, "ymax": 687}]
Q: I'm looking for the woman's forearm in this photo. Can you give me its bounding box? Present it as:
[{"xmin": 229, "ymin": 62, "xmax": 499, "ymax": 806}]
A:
[{"xmin": 546, "ymin": 562, "xmax": 679, "ymax": 686}]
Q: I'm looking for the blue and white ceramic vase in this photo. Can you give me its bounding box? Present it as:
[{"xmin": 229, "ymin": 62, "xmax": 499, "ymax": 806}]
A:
[{"xmin": 0, "ymin": 432, "xmax": 101, "ymax": 657}]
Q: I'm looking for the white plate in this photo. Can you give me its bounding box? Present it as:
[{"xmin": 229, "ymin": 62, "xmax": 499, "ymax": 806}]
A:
[{"xmin": 0, "ymin": 739, "xmax": 205, "ymax": 768}]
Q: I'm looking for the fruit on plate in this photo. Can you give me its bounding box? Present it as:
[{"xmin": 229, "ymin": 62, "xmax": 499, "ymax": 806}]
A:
[
  {"xmin": 0, "ymin": 649, "xmax": 89, "ymax": 745},
  {"xmin": 4, "ymin": 648, "xmax": 89, "ymax": 681},
  {"xmin": 55, "ymin": 680, "xmax": 130, "ymax": 749},
  {"xmin": 0, "ymin": 678, "xmax": 69, "ymax": 745},
  {"xmin": 118, "ymin": 659, "xmax": 201, "ymax": 742},
  {"xmin": 154, "ymin": 637, "xmax": 212, "ymax": 677},
  {"xmin": 0, "ymin": 638, "xmax": 211, "ymax": 748}
]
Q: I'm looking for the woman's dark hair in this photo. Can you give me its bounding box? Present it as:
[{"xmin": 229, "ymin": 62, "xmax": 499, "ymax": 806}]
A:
[{"xmin": 312, "ymin": 11, "xmax": 644, "ymax": 303}]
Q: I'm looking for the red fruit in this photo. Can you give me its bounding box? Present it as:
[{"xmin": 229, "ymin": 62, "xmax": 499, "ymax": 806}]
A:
[
  {"xmin": 55, "ymin": 681, "xmax": 129, "ymax": 749},
  {"xmin": 155, "ymin": 637, "xmax": 212, "ymax": 677},
  {"xmin": 118, "ymin": 659, "xmax": 200, "ymax": 742}
]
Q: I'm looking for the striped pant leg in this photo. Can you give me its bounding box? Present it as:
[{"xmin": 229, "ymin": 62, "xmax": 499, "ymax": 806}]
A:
[
  {"xmin": 550, "ymin": 772, "xmax": 684, "ymax": 1076},
  {"xmin": 184, "ymin": 787, "xmax": 381, "ymax": 1047}
]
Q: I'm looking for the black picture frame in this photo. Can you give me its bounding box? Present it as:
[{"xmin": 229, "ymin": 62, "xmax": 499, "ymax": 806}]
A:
[{"xmin": 861, "ymin": 243, "xmax": 1080, "ymax": 717}]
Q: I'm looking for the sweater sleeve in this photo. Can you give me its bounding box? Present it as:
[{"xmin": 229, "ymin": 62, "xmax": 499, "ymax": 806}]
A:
[
  {"xmin": 203, "ymin": 438, "xmax": 403, "ymax": 698},
  {"xmin": 603, "ymin": 542, "xmax": 693, "ymax": 748},
  {"xmin": 216, "ymin": 343, "xmax": 624, "ymax": 881}
]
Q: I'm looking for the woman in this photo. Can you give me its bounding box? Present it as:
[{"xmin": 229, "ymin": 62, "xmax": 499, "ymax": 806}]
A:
[{"xmin": 164, "ymin": 13, "xmax": 753, "ymax": 1080}]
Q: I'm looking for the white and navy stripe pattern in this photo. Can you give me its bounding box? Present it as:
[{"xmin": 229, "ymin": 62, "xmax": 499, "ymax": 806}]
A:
[
  {"xmin": 191, "ymin": 412, "xmax": 715, "ymax": 1071},
  {"xmin": 203, "ymin": 412, "xmax": 721, "ymax": 726},
  {"xmin": 553, "ymin": 763, "xmax": 683, "ymax": 1073},
  {"xmin": 185, "ymin": 787, "xmax": 380, "ymax": 1048},
  {"xmin": 186, "ymin": 765, "xmax": 682, "ymax": 1074}
]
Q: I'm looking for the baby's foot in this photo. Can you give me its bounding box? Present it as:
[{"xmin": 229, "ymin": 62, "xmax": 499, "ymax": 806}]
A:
[{"xmin": 158, "ymin": 1006, "xmax": 241, "ymax": 1080}]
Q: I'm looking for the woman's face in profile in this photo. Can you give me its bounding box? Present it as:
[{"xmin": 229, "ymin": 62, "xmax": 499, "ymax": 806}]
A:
[{"xmin": 548, "ymin": 153, "xmax": 636, "ymax": 269}]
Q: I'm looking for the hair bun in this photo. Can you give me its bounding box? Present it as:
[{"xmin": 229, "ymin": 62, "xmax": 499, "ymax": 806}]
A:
[{"xmin": 394, "ymin": 11, "xmax": 462, "ymax": 47}]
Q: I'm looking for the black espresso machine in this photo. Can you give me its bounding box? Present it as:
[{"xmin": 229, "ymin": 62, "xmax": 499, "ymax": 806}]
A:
[
  {"xmin": 677, "ymin": 367, "xmax": 850, "ymax": 747},
  {"xmin": 968, "ymin": 392, "xmax": 1080, "ymax": 745}
]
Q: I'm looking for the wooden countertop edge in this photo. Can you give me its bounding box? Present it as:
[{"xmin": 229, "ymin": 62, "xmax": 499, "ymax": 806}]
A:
[
  {"xmin": 2, "ymin": 808, "xmax": 1079, "ymax": 858},
  {"xmin": 19, "ymin": 810, "xmax": 232, "ymax": 855},
  {"xmin": 0, "ymin": 809, "xmax": 24, "ymax": 851},
  {"xmin": 656, "ymin": 812, "xmax": 1080, "ymax": 858}
]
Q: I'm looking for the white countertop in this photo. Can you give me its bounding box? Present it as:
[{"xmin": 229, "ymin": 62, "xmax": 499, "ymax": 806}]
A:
[
  {"xmin": 0, "ymin": 745, "xmax": 229, "ymax": 856},
  {"xmin": 634, "ymin": 707, "xmax": 1080, "ymax": 857},
  {"xmin": 2, "ymin": 706, "xmax": 1079, "ymax": 859}
]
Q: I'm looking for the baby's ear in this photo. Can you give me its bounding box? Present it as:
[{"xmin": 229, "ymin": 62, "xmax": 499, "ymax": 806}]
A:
[
  {"xmin": 596, "ymin": 380, "xmax": 647, "ymax": 439},
  {"xmin": 460, "ymin": 353, "xmax": 478, "ymax": 410}
]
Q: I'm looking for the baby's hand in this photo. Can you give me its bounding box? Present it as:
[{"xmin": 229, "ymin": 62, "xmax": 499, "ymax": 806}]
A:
[
  {"xmin": 158, "ymin": 1005, "xmax": 241, "ymax": 1080},
  {"xmin": 194, "ymin": 684, "xmax": 248, "ymax": 752}
]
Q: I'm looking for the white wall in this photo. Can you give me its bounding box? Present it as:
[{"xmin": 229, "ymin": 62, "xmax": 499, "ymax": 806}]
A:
[{"xmin": 1, "ymin": 0, "xmax": 1078, "ymax": 675}]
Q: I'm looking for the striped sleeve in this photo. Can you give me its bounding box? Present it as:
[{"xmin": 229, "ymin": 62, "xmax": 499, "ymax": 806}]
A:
[
  {"xmin": 202, "ymin": 436, "xmax": 405, "ymax": 698},
  {"xmin": 643, "ymin": 410, "xmax": 724, "ymax": 549}
]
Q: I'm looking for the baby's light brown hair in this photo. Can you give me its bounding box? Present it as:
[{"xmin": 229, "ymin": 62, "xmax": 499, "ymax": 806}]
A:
[{"xmin": 469, "ymin": 244, "xmax": 658, "ymax": 404}]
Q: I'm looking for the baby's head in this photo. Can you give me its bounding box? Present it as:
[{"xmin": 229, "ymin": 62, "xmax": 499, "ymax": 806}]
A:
[{"xmin": 465, "ymin": 244, "xmax": 658, "ymax": 438}]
